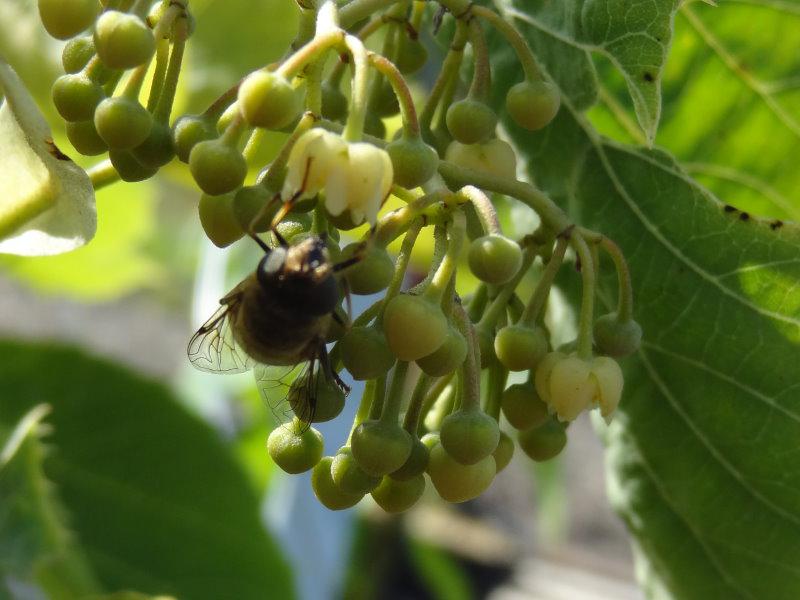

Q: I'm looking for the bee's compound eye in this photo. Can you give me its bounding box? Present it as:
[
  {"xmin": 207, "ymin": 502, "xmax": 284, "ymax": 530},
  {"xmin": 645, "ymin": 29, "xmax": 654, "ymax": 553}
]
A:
[
  {"xmin": 260, "ymin": 248, "xmax": 286, "ymax": 275},
  {"xmin": 257, "ymin": 248, "xmax": 286, "ymax": 288}
]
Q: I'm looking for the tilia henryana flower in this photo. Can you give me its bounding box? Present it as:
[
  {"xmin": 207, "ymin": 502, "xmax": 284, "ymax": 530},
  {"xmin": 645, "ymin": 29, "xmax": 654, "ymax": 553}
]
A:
[
  {"xmin": 535, "ymin": 352, "xmax": 624, "ymax": 423},
  {"xmin": 282, "ymin": 128, "xmax": 393, "ymax": 226}
]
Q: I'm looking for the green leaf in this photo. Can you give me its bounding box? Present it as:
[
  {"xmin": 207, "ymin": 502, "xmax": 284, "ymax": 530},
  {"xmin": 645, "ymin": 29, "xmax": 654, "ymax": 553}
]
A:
[
  {"xmin": 0, "ymin": 60, "xmax": 96, "ymax": 255},
  {"xmin": 589, "ymin": 2, "xmax": 800, "ymax": 221},
  {"xmin": 1, "ymin": 405, "xmax": 100, "ymax": 599},
  {"xmin": 495, "ymin": 0, "xmax": 680, "ymax": 142},
  {"xmin": 492, "ymin": 8, "xmax": 800, "ymax": 599},
  {"xmin": 0, "ymin": 341, "xmax": 295, "ymax": 600}
]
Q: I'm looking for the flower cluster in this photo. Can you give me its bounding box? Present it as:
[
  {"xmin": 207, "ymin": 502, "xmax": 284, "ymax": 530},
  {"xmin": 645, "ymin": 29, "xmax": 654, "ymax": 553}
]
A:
[{"xmin": 28, "ymin": 0, "xmax": 642, "ymax": 514}]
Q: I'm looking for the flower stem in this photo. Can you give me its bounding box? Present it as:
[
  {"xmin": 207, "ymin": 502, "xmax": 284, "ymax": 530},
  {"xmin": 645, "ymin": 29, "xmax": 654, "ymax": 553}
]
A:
[
  {"xmin": 377, "ymin": 219, "xmax": 422, "ymax": 325},
  {"xmin": 277, "ymin": 30, "xmax": 345, "ymax": 80},
  {"xmin": 346, "ymin": 378, "xmax": 376, "ymax": 444},
  {"xmin": 599, "ymin": 236, "xmax": 634, "ymax": 322},
  {"xmin": 520, "ymin": 236, "xmax": 568, "ymax": 326},
  {"xmin": 419, "ymin": 21, "xmax": 468, "ymax": 133},
  {"xmin": 456, "ymin": 186, "xmax": 500, "ymax": 235},
  {"xmin": 423, "ymin": 210, "xmax": 466, "ymax": 304},
  {"xmin": 438, "ymin": 160, "xmax": 572, "ymax": 235},
  {"xmin": 403, "ymin": 374, "xmax": 432, "ymax": 433},
  {"xmin": 374, "ymin": 190, "xmax": 447, "ymax": 246},
  {"xmin": 368, "ymin": 52, "xmax": 420, "ymax": 137},
  {"xmin": 153, "ymin": 37, "xmax": 186, "ymax": 122},
  {"xmin": 343, "ymin": 34, "xmax": 369, "ymax": 141},
  {"xmin": 484, "ymin": 363, "xmax": 507, "ymax": 420},
  {"xmin": 368, "ymin": 373, "xmax": 388, "ymax": 420},
  {"xmin": 477, "ymin": 247, "xmax": 535, "ymax": 330},
  {"xmin": 471, "ymin": 5, "xmax": 542, "ymax": 81},
  {"xmin": 453, "ymin": 303, "xmax": 481, "ymax": 412},
  {"xmin": 88, "ymin": 160, "xmax": 121, "ymax": 190},
  {"xmin": 146, "ymin": 39, "xmax": 170, "ymax": 112},
  {"xmin": 380, "ymin": 361, "xmax": 410, "ymax": 423},
  {"xmin": 572, "ymin": 233, "xmax": 596, "ymax": 359},
  {"xmin": 466, "ymin": 18, "xmax": 491, "ymax": 102}
]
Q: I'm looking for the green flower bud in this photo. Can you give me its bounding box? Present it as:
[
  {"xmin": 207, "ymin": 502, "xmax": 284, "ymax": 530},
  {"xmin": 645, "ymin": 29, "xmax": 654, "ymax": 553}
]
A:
[
  {"xmin": 386, "ymin": 136, "xmax": 439, "ymax": 189},
  {"xmin": 94, "ymin": 96, "xmax": 152, "ymax": 150},
  {"xmin": 446, "ymin": 99, "xmax": 497, "ymax": 144},
  {"xmin": 468, "ymin": 234, "xmax": 523, "ymax": 285},
  {"xmin": 238, "ymin": 70, "xmax": 301, "ymax": 130},
  {"xmin": 311, "ymin": 456, "xmax": 364, "ymax": 510},
  {"xmin": 339, "ymin": 325, "xmax": 396, "ymax": 381},
  {"xmin": 518, "ymin": 419, "xmax": 567, "ymax": 462},
  {"xmin": 351, "ymin": 420, "xmax": 413, "ymax": 477},
  {"xmin": 371, "ymin": 474, "xmax": 425, "ymax": 513},
  {"xmin": 189, "ymin": 139, "xmax": 248, "ymax": 196},
  {"xmin": 593, "ymin": 312, "xmax": 642, "ymax": 357},
  {"xmin": 494, "ymin": 324, "xmax": 548, "ymax": 372},
  {"xmin": 383, "ymin": 294, "xmax": 448, "ymax": 361},
  {"xmin": 267, "ymin": 422, "xmax": 323, "ymax": 474},
  {"xmin": 440, "ymin": 409, "xmax": 500, "ymax": 465},
  {"xmin": 427, "ymin": 444, "xmax": 495, "ymax": 503},
  {"xmin": 198, "ymin": 193, "xmax": 244, "ymax": 248},
  {"xmin": 506, "ymin": 80, "xmax": 560, "ymax": 131},
  {"xmin": 94, "ymin": 11, "xmax": 155, "ymax": 70}
]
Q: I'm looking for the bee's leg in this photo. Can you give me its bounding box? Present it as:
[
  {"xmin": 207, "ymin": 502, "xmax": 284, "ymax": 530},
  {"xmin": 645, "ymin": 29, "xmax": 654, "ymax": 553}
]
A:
[
  {"xmin": 341, "ymin": 278, "xmax": 353, "ymax": 325},
  {"xmin": 269, "ymin": 156, "xmax": 315, "ymax": 246},
  {"xmin": 318, "ymin": 342, "xmax": 350, "ymax": 395},
  {"xmin": 248, "ymin": 232, "xmax": 272, "ymax": 254},
  {"xmin": 245, "ymin": 194, "xmax": 281, "ymax": 254},
  {"xmin": 332, "ymin": 224, "xmax": 376, "ymax": 273}
]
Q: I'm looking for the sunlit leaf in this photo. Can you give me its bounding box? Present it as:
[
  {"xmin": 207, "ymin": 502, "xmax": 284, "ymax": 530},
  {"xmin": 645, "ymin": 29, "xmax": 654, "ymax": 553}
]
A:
[
  {"xmin": 591, "ymin": 2, "xmax": 800, "ymax": 221},
  {"xmin": 0, "ymin": 60, "xmax": 95, "ymax": 256},
  {"xmin": 495, "ymin": 0, "xmax": 679, "ymax": 143}
]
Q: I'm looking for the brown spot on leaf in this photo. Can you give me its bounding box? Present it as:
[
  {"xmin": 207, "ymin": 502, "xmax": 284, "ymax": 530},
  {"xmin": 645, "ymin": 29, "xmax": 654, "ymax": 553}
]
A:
[
  {"xmin": 739, "ymin": 212, "xmax": 750, "ymax": 221},
  {"xmin": 723, "ymin": 204, "xmax": 737, "ymax": 213},
  {"xmin": 770, "ymin": 220, "xmax": 784, "ymax": 230},
  {"xmin": 643, "ymin": 72, "xmax": 654, "ymax": 82}
]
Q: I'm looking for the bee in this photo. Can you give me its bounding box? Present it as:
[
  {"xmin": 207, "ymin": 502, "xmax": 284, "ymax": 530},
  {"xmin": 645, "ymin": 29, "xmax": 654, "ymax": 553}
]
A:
[{"xmin": 188, "ymin": 232, "xmax": 355, "ymax": 426}]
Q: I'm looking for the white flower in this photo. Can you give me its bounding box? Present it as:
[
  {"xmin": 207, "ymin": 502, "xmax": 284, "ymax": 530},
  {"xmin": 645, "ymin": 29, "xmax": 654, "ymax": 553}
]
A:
[
  {"xmin": 325, "ymin": 141, "xmax": 392, "ymax": 226},
  {"xmin": 535, "ymin": 352, "xmax": 624, "ymax": 422},
  {"xmin": 282, "ymin": 128, "xmax": 348, "ymax": 202},
  {"xmin": 282, "ymin": 128, "xmax": 392, "ymax": 226}
]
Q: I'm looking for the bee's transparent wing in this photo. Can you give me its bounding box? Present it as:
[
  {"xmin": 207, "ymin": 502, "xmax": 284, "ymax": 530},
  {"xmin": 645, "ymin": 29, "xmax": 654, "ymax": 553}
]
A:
[
  {"xmin": 254, "ymin": 362, "xmax": 315, "ymax": 429},
  {"xmin": 187, "ymin": 294, "xmax": 254, "ymax": 374}
]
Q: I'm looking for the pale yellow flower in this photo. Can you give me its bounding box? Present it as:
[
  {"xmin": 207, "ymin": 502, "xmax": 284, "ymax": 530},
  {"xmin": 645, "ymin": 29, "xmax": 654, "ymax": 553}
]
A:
[
  {"xmin": 282, "ymin": 129, "xmax": 392, "ymax": 226},
  {"xmin": 325, "ymin": 141, "xmax": 393, "ymax": 226},
  {"xmin": 535, "ymin": 352, "xmax": 624, "ymax": 422},
  {"xmin": 282, "ymin": 129, "xmax": 348, "ymax": 202}
]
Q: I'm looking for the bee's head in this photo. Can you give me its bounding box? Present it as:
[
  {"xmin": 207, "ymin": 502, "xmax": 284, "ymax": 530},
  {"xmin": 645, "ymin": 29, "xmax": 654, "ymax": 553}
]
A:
[{"xmin": 256, "ymin": 234, "xmax": 339, "ymax": 316}]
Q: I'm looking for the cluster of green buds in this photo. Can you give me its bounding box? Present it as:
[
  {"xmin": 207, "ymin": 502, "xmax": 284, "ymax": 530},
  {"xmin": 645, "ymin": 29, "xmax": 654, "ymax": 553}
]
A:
[
  {"xmin": 42, "ymin": 0, "xmax": 193, "ymax": 181},
  {"xmin": 40, "ymin": 0, "xmax": 642, "ymax": 512}
]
